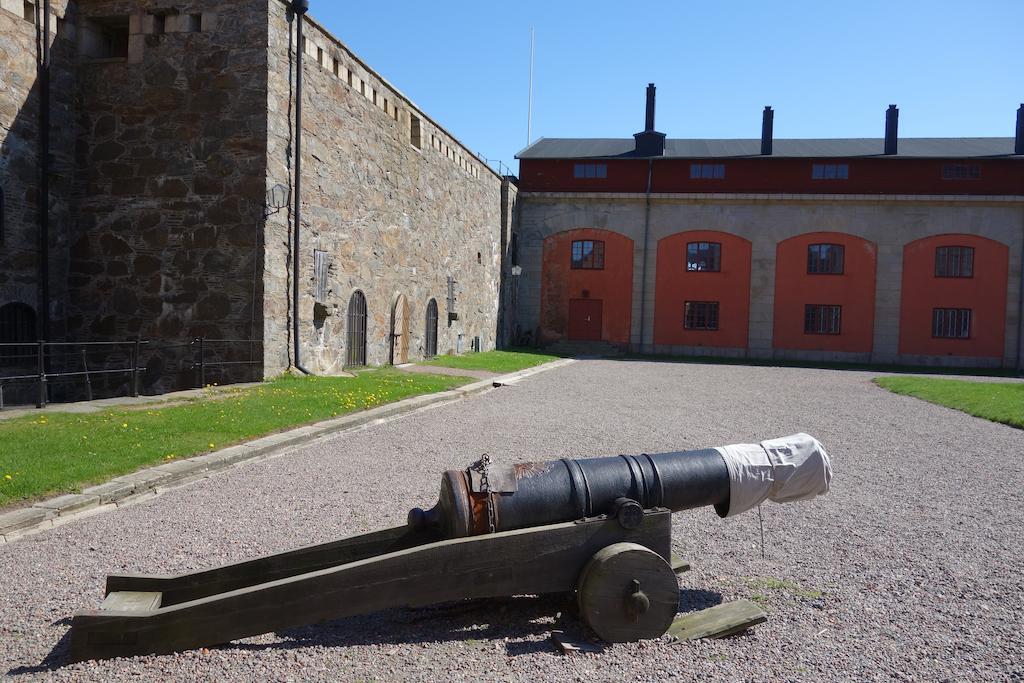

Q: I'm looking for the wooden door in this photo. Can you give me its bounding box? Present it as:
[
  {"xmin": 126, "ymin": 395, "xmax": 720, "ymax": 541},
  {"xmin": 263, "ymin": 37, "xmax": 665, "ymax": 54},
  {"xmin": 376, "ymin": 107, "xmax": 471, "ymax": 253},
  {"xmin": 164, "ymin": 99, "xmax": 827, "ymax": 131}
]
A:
[
  {"xmin": 392, "ymin": 295, "xmax": 409, "ymax": 364},
  {"xmin": 568, "ymin": 299, "xmax": 602, "ymax": 341}
]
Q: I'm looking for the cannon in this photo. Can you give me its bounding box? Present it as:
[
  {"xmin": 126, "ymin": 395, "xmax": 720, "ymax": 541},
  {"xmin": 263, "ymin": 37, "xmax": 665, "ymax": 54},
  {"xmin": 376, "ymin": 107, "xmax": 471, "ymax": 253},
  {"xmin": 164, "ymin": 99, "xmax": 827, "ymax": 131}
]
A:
[{"xmin": 68, "ymin": 433, "xmax": 831, "ymax": 662}]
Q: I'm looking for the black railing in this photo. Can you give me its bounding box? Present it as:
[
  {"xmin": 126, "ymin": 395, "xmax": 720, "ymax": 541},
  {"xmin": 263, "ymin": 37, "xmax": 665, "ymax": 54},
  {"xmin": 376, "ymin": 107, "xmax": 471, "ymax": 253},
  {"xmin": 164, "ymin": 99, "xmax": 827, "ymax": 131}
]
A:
[
  {"xmin": 0, "ymin": 339, "xmax": 147, "ymax": 409},
  {"xmin": 189, "ymin": 338, "xmax": 263, "ymax": 389},
  {"xmin": 0, "ymin": 337, "xmax": 264, "ymax": 409}
]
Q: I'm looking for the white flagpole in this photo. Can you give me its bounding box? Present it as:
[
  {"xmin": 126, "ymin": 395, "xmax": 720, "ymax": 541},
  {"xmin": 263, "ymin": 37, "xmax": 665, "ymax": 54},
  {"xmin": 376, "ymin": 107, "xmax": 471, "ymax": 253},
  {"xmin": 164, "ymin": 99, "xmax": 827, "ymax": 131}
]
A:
[{"xmin": 527, "ymin": 27, "xmax": 535, "ymax": 146}]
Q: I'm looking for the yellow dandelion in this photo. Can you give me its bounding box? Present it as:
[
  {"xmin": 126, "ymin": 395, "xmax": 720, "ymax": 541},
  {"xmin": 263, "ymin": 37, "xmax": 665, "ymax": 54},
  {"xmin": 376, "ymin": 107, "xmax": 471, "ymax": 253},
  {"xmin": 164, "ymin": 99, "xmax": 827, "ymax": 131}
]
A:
[
  {"xmin": 122, "ymin": 422, "xmax": 129, "ymax": 428},
  {"xmin": 4, "ymin": 475, "xmax": 12, "ymax": 480},
  {"xmin": 208, "ymin": 443, "xmax": 215, "ymax": 449}
]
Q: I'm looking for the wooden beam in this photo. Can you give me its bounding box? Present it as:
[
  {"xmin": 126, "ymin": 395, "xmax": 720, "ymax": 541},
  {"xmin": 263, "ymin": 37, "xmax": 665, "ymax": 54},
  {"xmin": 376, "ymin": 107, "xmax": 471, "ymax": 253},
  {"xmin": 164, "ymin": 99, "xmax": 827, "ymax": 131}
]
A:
[
  {"xmin": 71, "ymin": 511, "xmax": 673, "ymax": 662},
  {"xmin": 666, "ymin": 599, "xmax": 767, "ymax": 641},
  {"xmin": 100, "ymin": 592, "xmax": 162, "ymax": 612}
]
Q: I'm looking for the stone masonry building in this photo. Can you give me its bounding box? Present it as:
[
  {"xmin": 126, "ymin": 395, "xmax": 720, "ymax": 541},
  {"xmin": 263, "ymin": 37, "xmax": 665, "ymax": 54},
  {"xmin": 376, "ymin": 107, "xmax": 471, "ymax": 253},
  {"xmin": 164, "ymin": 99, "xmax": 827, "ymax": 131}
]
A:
[{"xmin": 1, "ymin": 0, "xmax": 516, "ymax": 399}]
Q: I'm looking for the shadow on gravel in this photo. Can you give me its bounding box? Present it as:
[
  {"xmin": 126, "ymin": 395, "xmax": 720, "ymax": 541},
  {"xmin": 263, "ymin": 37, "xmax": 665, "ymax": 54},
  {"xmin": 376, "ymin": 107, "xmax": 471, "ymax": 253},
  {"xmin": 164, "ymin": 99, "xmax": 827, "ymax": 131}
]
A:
[
  {"xmin": 13, "ymin": 590, "xmax": 726, "ymax": 672},
  {"xmin": 678, "ymin": 588, "xmax": 724, "ymax": 612},
  {"xmin": 7, "ymin": 630, "xmax": 71, "ymax": 676},
  {"xmin": 224, "ymin": 595, "xmax": 581, "ymax": 657}
]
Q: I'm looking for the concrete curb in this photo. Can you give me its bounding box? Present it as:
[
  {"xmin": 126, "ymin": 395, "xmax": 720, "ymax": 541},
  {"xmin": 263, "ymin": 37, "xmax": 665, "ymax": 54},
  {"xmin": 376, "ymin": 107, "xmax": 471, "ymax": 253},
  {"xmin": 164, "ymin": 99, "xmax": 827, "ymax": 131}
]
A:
[{"xmin": 0, "ymin": 358, "xmax": 575, "ymax": 544}]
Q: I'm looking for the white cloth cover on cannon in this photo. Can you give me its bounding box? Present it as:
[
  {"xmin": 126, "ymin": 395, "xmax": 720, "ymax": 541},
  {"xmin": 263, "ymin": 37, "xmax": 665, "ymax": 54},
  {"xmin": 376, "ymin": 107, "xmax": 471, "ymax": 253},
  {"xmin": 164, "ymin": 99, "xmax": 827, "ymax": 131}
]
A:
[{"xmin": 713, "ymin": 433, "xmax": 832, "ymax": 517}]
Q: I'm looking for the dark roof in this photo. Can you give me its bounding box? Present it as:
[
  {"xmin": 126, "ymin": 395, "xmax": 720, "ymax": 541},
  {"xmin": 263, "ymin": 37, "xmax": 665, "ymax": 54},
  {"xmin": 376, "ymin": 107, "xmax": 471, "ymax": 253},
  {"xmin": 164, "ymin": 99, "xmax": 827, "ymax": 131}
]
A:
[{"xmin": 516, "ymin": 137, "xmax": 1019, "ymax": 159}]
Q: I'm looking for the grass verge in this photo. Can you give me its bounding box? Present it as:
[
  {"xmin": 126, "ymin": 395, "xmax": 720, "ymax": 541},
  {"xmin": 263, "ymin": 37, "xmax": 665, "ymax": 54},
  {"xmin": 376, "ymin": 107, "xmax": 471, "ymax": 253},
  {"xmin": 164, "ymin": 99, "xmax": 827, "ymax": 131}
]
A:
[
  {"xmin": 874, "ymin": 376, "xmax": 1024, "ymax": 429},
  {"xmin": 420, "ymin": 348, "xmax": 561, "ymax": 373},
  {"xmin": 0, "ymin": 370, "xmax": 468, "ymax": 508}
]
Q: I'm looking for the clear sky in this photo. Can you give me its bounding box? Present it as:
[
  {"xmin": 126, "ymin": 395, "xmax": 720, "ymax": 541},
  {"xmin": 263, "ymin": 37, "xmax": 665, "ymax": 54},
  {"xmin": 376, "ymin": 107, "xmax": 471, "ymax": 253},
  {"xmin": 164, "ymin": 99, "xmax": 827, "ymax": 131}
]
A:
[{"xmin": 309, "ymin": 0, "xmax": 1023, "ymax": 174}]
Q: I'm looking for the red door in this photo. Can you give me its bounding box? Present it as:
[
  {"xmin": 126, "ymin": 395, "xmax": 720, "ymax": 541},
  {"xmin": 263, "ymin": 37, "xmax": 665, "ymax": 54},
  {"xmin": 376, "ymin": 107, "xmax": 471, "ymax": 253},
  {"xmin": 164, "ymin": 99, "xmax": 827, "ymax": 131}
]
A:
[{"xmin": 568, "ymin": 299, "xmax": 603, "ymax": 341}]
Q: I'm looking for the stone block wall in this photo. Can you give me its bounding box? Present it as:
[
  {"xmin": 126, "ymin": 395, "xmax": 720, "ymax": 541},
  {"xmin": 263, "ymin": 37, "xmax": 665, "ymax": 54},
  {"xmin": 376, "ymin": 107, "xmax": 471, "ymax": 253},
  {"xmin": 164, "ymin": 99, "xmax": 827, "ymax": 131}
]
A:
[
  {"xmin": 67, "ymin": 0, "xmax": 271, "ymax": 392},
  {"xmin": 0, "ymin": 0, "xmax": 75, "ymax": 332},
  {"xmin": 263, "ymin": 0, "xmax": 508, "ymax": 373}
]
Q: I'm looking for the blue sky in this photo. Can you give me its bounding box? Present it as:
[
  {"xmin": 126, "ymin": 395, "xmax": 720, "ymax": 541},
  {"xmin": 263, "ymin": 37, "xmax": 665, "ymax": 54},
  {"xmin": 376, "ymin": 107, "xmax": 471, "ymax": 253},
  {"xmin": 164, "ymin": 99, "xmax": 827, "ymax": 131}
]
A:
[{"xmin": 310, "ymin": 1, "xmax": 1023, "ymax": 173}]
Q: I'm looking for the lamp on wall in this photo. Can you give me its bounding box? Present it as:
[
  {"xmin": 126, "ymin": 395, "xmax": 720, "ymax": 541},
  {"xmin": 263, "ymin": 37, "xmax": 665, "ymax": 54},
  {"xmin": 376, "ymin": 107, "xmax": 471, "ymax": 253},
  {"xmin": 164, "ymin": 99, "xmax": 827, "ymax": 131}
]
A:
[{"xmin": 263, "ymin": 183, "xmax": 289, "ymax": 219}]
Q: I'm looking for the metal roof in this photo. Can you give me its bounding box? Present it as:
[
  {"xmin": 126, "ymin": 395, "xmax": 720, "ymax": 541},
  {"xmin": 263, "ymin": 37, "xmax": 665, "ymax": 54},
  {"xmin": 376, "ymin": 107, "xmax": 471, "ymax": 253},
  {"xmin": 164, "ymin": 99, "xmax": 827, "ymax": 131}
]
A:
[{"xmin": 516, "ymin": 137, "xmax": 1019, "ymax": 159}]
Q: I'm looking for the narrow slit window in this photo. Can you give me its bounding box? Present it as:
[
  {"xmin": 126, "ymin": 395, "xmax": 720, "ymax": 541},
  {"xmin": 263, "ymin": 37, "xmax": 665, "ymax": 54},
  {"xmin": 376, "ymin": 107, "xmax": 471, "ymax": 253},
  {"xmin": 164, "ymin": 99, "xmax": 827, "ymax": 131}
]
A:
[{"xmin": 410, "ymin": 115, "xmax": 422, "ymax": 149}]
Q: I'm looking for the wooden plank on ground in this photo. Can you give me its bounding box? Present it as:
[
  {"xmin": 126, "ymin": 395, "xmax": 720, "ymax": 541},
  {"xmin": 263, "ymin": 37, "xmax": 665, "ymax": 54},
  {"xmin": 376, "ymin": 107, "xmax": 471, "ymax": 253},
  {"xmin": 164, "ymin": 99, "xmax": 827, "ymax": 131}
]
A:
[
  {"xmin": 670, "ymin": 554, "xmax": 690, "ymax": 574},
  {"xmin": 100, "ymin": 591, "xmax": 162, "ymax": 612},
  {"xmin": 666, "ymin": 599, "xmax": 766, "ymax": 641}
]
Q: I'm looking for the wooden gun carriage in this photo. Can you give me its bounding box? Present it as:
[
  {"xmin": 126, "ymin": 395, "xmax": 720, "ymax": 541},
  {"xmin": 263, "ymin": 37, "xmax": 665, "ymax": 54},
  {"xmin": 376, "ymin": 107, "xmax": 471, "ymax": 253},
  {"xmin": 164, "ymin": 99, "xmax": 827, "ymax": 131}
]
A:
[{"xmin": 69, "ymin": 434, "xmax": 831, "ymax": 662}]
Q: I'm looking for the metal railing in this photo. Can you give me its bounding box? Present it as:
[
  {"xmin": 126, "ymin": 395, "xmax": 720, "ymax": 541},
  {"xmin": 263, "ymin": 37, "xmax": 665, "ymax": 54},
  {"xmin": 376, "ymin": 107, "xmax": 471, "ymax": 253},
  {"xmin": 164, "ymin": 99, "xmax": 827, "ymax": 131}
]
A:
[
  {"xmin": 189, "ymin": 338, "xmax": 263, "ymax": 389},
  {"xmin": 0, "ymin": 337, "xmax": 264, "ymax": 409},
  {"xmin": 0, "ymin": 339, "xmax": 147, "ymax": 409}
]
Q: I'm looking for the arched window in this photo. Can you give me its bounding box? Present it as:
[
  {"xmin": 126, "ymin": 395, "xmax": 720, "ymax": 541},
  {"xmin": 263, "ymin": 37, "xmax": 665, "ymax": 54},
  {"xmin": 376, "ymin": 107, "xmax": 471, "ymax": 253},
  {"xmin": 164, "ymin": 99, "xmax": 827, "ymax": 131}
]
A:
[
  {"xmin": 425, "ymin": 298, "xmax": 438, "ymax": 359},
  {"xmin": 0, "ymin": 302, "xmax": 36, "ymax": 359},
  {"xmin": 345, "ymin": 290, "xmax": 367, "ymax": 367}
]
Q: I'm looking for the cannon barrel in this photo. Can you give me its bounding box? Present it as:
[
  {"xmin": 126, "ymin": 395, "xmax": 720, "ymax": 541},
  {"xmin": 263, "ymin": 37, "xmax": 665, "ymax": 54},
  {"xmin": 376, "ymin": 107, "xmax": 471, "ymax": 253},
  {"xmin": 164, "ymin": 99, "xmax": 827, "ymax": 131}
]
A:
[{"xmin": 409, "ymin": 433, "xmax": 832, "ymax": 538}]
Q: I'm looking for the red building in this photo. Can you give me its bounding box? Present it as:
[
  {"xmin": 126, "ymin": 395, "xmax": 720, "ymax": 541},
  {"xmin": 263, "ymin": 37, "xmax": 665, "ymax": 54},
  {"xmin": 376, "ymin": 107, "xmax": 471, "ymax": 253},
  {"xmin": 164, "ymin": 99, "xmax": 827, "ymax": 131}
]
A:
[{"xmin": 513, "ymin": 87, "xmax": 1024, "ymax": 368}]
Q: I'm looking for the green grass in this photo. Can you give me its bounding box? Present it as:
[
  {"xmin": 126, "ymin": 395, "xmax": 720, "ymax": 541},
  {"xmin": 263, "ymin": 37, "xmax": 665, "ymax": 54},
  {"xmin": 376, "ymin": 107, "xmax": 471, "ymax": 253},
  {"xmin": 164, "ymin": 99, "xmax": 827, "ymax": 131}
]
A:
[
  {"xmin": 0, "ymin": 370, "xmax": 468, "ymax": 508},
  {"xmin": 874, "ymin": 376, "xmax": 1024, "ymax": 429},
  {"xmin": 420, "ymin": 348, "xmax": 560, "ymax": 373}
]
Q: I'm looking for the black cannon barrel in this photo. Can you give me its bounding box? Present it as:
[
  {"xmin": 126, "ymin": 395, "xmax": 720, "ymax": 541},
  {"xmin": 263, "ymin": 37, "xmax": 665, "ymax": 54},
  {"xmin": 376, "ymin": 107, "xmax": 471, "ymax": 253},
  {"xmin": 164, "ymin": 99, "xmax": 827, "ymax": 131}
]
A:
[{"xmin": 409, "ymin": 448, "xmax": 730, "ymax": 539}]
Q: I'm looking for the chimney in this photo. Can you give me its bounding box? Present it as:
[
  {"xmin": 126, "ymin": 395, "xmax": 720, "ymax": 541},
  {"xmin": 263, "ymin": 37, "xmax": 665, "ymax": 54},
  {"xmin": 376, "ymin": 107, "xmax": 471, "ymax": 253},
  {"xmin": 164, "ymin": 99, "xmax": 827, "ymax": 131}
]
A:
[
  {"xmin": 1016, "ymin": 103, "xmax": 1024, "ymax": 155},
  {"xmin": 884, "ymin": 104, "xmax": 899, "ymax": 155},
  {"xmin": 633, "ymin": 82, "xmax": 666, "ymax": 156},
  {"xmin": 644, "ymin": 83, "xmax": 656, "ymax": 131},
  {"xmin": 761, "ymin": 106, "xmax": 774, "ymax": 155}
]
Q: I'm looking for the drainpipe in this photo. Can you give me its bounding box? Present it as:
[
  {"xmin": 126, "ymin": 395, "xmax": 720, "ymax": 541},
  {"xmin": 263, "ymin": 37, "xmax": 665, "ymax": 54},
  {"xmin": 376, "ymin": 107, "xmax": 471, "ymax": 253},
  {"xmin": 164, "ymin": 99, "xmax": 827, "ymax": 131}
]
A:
[
  {"xmin": 638, "ymin": 158, "xmax": 653, "ymax": 352},
  {"xmin": 38, "ymin": 0, "xmax": 51, "ymax": 341},
  {"xmin": 291, "ymin": 0, "xmax": 310, "ymax": 374}
]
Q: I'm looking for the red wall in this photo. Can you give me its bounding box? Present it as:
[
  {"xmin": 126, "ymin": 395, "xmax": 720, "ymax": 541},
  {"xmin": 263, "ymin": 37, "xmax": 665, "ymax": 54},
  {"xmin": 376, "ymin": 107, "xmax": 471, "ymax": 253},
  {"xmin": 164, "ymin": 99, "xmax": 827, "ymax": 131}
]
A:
[
  {"xmin": 899, "ymin": 234, "xmax": 1009, "ymax": 358},
  {"xmin": 773, "ymin": 232, "xmax": 877, "ymax": 353},
  {"xmin": 540, "ymin": 229, "xmax": 633, "ymax": 345},
  {"xmin": 519, "ymin": 158, "xmax": 1024, "ymax": 196},
  {"xmin": 653, "ymin": 231, "xmax": 751, "ymax": 348}
]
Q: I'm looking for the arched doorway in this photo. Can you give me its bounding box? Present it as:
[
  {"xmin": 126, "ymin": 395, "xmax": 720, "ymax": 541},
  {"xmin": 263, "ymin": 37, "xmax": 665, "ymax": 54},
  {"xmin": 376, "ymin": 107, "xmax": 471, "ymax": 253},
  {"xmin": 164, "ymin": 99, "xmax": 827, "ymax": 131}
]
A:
[
  {"xmin": 345, "ymin": 291, "xmax": 367, "ymax": 367},
  {"xmin": 0, "ymin": 302, "xmax": 36, "ymax": 362},
  {"xmin": 390, "ymin": 294, "xmax": 409, "ymax": 364},
  {"xmin": 425, "ymin": 298, "xmax": 438, "ymax": 359}
]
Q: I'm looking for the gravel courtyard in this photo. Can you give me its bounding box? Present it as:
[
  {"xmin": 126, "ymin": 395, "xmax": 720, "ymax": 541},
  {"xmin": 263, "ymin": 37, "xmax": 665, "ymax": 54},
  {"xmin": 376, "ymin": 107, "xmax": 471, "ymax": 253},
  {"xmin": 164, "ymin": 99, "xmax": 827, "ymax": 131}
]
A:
[{"xmin": 2, "ymin": 359, "xmax": 1022, "ymax": 682}]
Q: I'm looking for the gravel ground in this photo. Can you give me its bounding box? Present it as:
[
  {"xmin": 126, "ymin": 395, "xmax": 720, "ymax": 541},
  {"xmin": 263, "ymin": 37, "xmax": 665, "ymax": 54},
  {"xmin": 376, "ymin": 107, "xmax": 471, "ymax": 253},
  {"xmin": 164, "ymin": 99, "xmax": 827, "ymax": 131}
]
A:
[{"xmin": 2, "ymin": 359, "xmax": 1022, "ymax": 682}]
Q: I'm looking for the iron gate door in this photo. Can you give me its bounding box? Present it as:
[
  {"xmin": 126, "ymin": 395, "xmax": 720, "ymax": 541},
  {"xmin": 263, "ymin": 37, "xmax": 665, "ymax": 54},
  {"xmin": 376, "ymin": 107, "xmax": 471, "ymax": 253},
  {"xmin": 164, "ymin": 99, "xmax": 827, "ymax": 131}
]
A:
[
  {"xmin": 425, "ymin": 299, "xmax": 438, "ymax": 359},
  {"xmin": 346, "ymin": 291, "xmax": 367, "ymax": 367}
]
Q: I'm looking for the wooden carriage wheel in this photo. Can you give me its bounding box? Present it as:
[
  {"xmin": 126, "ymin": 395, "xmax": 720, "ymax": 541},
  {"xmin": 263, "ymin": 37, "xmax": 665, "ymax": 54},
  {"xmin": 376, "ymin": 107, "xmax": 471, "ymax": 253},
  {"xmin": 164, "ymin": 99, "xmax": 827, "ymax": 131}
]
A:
[{"xmin": 576, "ymin": 542, "xmax": 679, "ymax": 643}]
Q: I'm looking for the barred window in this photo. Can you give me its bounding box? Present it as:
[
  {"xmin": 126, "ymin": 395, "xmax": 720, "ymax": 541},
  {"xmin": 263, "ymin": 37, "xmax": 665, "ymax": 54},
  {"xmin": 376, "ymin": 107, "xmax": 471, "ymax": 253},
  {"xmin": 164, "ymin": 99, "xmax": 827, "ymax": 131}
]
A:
[
  {"xmin": 932, "ymin": 308, "xmax": 971, "ymax": 339},
  {"xmin": 571, "ymin": 240, "xmax": 605, "ymax": 270},
  {"xmin": 807, "ymin": 244, "xmax": 845, "ymax": 274},
  {"xmin": 686, "ymin": 242, "xmax": 721, "ymax": 272},
  {"xmin": 942, "ymin": 164, "xmax": 980, "ymax": 180},
  {"xmin": 812, "ymin": 163, "xmax": 849, "ymax": 180},
  {"xmin": 935, "ymin": 246, "xmax": 974, "ymax": 278},
  {"xmin": 804, "ymin": 304, "xmax": 841, "ymax": 335},
  {"xmin": 684, "ymin": 301, "xmax": 719, "ymax": 330},
  {"xmin": 690, "ymin": 163, "xmax": 725, "ymax": 179},
  {"xmin": 573, "ymin": 163, "xmax": 607, "ymax": 179}
]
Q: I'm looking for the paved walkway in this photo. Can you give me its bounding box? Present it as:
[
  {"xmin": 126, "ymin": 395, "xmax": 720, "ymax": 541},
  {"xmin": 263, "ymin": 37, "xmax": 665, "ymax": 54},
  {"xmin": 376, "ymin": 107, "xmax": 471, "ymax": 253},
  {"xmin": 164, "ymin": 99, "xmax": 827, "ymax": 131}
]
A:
[{"xmin": 1, "ymin": 359, "xmax": 1021, "ymax": 681}]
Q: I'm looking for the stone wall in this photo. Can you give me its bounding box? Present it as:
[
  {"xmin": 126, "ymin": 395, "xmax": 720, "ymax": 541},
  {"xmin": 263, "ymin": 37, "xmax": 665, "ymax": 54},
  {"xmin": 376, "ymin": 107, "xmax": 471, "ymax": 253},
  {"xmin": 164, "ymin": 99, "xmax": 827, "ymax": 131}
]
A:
[
  {"xmin": 67, "ymin": 0, "xmax": 270, "ymax": 391},
  {"xmin": 0, "ymin": 0, "xmax": 75, "ymax": 334},
  {"xmin": 516, "ymin": 193, "xmax": 1024, "ymax": 368},
  {"xmin": 263, "ymin": 0, "xmax": 508, "ymax": 373}
]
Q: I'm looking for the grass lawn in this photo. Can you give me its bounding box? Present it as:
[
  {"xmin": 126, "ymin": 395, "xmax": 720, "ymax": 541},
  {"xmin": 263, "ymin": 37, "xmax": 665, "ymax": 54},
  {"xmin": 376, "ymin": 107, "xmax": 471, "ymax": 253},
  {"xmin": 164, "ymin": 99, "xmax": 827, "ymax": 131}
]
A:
[
  {"xmin": 874, "ymin": 376, "xmax": 1024, "ymax": 429},
  {"xmin": 0, "ymin": 370, "xmax": 468, "ymax": 508},
  {"xmin": 420, "ymin": 348, "xmax": 561, "ymax": 373}
]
